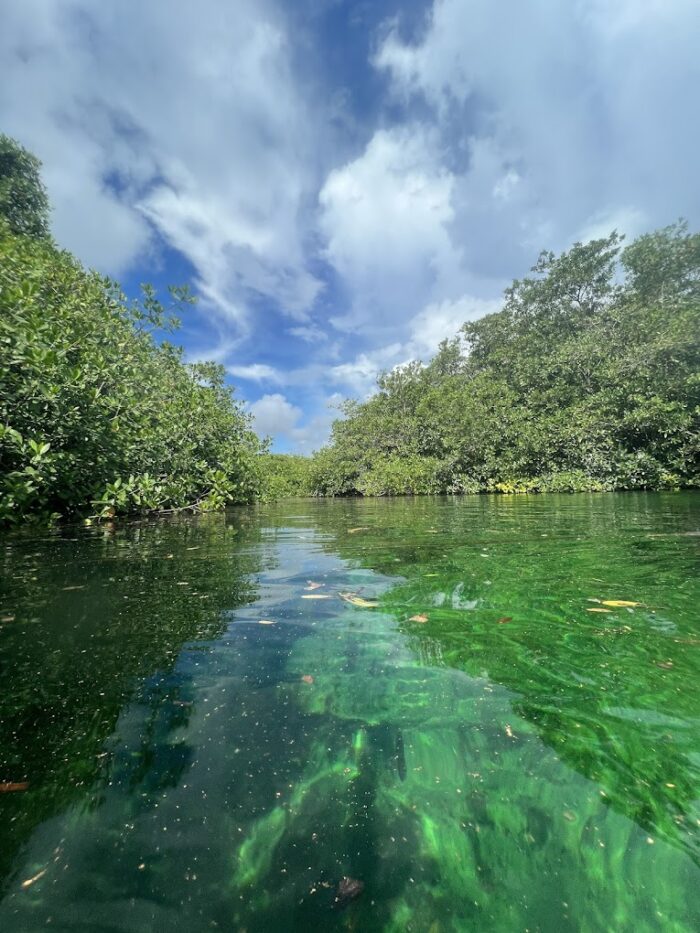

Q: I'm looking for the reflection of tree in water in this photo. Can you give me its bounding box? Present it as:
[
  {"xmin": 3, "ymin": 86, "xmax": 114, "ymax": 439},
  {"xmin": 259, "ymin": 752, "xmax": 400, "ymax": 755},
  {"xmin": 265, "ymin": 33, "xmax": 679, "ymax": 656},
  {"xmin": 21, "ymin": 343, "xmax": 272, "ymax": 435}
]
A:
[{"xmin": 0, "ymin": 511, "xmax": 263, "ymax": 888}]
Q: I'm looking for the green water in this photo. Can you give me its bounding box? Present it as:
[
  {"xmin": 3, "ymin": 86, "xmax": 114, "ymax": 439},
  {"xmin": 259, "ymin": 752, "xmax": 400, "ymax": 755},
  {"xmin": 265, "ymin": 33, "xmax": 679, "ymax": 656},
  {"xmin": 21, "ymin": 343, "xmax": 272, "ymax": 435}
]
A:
[{"xmin": 0, "ymin": 494, "xmax": 698, "ymax": 932}]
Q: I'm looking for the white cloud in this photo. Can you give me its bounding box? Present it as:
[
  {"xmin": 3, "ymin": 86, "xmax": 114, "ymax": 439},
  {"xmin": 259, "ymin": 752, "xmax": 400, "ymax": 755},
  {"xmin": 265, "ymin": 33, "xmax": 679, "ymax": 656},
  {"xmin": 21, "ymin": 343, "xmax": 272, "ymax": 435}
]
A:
[
  {"xmin": 319, "ymin": 126, "xmax": 463, "ymax": 330},
  {"xmin": 247, "ymin": 392, "xmax": 339, "ymax": 453},
  {"xmin": 574, "ymin": 206, "xmax": 647, "ymax": 246},
  {"xmin": 3, "ymin": 0, "xmax": 699, "ymax": 450},
  {"xmin": 248, "ymin": 393, "xmax": 302, "ymax": 438},
  {"xmin": 0, "ymin": 0, "xmax": 321, "ymax": 333},
  {"xmin": 227, "ymin": 363, "xmax": 282, "ymax": 383},
  {"xmin": 317, "ymin": 295, "xmax": 500, "ymax": 400},
  {"xmin": 375, "ymin": 0, "xmax": 700, "ymax": 266},
  {"xmin": 406, "ymin": 296, "xmax": 501, "ymax": 357},
  {"xmin": 287, "ymin": 324, "xmax": 329, "ymax": 344}
]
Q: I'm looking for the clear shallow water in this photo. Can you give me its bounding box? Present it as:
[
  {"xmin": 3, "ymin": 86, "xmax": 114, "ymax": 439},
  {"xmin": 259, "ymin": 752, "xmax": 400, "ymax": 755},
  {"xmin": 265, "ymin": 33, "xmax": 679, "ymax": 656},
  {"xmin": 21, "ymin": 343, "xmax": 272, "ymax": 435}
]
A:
[{"xmin": 0, "ymin": 493, "xmax": 698, "ymax": 932}]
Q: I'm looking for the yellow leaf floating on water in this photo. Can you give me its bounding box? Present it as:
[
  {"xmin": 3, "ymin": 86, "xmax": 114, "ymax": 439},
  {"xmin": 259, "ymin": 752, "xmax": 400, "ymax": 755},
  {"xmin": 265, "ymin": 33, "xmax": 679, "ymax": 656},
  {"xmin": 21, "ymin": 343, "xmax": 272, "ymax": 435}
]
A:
[
  {"xmin": 21, "ymin": 868, "xmax": 47, "ymax": 889},
  {"xmin": 601, "ymin": 600, "xmax": 641, "ymax": 608},
  {"xmin": 348, "ymin": 527, "xmax": 369, "ymax": 534},
  {"xmin": 586, "ymin": 607, "xmax": 612, "ymax": 613},
  {"xmin": 301, "ymin": 594, "xmax": 332, "ymax": 600},
  {"xmin": 409, "ymin": 614, "xmax": 429, "ymax": 623},
  {"xmin": 339, "ymin": 593, "xmax": 378, "ymax": 608}
]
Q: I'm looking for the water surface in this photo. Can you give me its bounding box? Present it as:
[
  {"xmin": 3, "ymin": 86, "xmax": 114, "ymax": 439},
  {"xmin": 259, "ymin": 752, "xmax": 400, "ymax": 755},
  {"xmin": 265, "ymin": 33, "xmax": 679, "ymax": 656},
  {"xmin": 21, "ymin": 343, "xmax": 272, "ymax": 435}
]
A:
[{"xmin": 0, "ymin": 494, "xmax": 698, "ymax": 931}]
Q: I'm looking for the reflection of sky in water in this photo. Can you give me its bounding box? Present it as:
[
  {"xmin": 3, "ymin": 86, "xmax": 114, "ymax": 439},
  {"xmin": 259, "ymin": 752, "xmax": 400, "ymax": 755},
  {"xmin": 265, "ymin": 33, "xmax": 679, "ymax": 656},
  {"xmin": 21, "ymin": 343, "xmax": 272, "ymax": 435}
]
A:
[{"xmin": 0, "ymin": 494, "xmax": 699, "ymax": 931}]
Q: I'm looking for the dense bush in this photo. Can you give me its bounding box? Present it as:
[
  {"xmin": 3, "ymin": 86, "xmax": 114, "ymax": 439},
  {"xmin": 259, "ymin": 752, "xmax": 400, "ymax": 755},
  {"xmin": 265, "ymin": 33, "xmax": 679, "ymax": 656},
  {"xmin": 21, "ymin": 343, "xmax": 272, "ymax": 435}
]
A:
[
  {"xmin": 0, "ymin": 138, "xmax": 265, "ymax": 524},
  {"xmin": 258, "ymin": 454, "xmax": 313, "ymax": 499},
  {"xmin": 312, "ymin": 225, "xmax": 700, "ymax": 496}
]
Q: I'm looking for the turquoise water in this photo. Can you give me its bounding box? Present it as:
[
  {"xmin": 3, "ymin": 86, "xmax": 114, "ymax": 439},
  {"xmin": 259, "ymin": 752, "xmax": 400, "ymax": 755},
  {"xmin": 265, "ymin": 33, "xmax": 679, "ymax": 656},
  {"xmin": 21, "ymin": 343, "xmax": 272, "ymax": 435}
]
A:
[{"xmin": 0, "ymin": 493, "xmax": 698, "ymax": 931}]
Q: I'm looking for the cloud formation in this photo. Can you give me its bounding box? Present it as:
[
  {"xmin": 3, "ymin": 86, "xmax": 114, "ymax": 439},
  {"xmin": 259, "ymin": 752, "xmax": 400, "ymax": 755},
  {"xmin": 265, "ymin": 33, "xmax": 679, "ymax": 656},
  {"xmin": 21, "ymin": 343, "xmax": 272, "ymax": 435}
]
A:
[
  {"xmin": 1, "ymin": 0, "xmax": 321, "ymax": 333},
  {"xmin": 3, "ymin": 0, "xmax": 699, "ymax": 449}
]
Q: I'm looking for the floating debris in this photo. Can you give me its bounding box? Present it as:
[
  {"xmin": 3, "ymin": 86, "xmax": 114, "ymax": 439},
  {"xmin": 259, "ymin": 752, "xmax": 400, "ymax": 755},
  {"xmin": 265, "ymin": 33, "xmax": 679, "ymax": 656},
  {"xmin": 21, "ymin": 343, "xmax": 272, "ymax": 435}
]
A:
[
  {"xmin": 339, "ymin": 593, "xmax": 378, "ymax": 608},
  {"xmin": 21, "ymin": 868, "xmax": 47, "ymax": 889},
  {"xmin": 301, "ymin": 675, "xmax": 315, "ymax": 685},
  {"xmin": 601, "ymin": 600, "xmax": 641, "ymax": 608},
  {"xmin": 0, "ymin": 782, "xmax": 29, "ymax": 793},
  {"xmin": 334, "ymin": 876, "xmax": 364, "ymax": 907},
  {"xmin": 258, "ymin": 619, "xmax": 276, "ymax": 625}
]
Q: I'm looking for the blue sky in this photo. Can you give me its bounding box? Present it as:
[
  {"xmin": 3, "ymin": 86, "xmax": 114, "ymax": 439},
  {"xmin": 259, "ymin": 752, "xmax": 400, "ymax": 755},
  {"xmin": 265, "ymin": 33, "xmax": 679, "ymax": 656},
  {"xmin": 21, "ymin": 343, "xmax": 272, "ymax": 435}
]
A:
[{"xmin": 3, "ymin": 0, "xmax": 699, "ymax": 451}]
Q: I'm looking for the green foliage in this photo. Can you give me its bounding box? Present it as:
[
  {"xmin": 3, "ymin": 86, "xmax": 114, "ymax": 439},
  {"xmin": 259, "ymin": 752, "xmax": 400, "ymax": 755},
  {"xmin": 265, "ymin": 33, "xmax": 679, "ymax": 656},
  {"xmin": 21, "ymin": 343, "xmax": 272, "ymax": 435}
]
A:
[
  {"xmin": 314, "ymin": 224, "xmax": 700, "ymax": 496},
  {"xmin": 258, "ymin": 453, "xmax": 313, "ymax": 499},
  {"xmin": 0, "ymin": 220, "xmax": 262, "ymax": 523},
  {"xmin": 0, "ymin": 135, "xmax": 50, "ymax": 238}
]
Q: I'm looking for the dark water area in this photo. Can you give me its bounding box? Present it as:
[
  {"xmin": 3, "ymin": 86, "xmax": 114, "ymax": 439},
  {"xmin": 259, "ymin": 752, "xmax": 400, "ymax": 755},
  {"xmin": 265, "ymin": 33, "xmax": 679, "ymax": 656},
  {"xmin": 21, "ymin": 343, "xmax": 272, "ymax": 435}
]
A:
[{"xmin": 0, "ymin": 493, "xmax": 698, "ymax": 932}]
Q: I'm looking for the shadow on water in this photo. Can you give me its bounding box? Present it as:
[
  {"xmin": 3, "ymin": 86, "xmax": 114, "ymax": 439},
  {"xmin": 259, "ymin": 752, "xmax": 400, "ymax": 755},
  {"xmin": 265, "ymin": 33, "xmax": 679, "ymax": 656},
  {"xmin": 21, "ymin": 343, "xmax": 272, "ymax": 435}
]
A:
[
  {"xmin": 0, "ymin": 493, "xmax": 698, "ymax": 931},
  {"xmin": 0, "ymin": 512, "xmax": 262, "ymax": 883}
]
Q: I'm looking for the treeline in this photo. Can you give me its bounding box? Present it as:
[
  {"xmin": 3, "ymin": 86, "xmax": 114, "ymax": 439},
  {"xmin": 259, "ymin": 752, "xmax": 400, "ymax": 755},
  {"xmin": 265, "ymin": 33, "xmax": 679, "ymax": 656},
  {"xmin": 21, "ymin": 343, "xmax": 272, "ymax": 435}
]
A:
[
  {"xmin": 0, "ymin": 135, "xmax": 263, "ymax": 524},
  {"xmin": 3, "ymin": 133, "xmax": 698, "ymax": 521},
  {"xmin": 309, "ymin": 225, "xmax": 699, "ymax": 495}
]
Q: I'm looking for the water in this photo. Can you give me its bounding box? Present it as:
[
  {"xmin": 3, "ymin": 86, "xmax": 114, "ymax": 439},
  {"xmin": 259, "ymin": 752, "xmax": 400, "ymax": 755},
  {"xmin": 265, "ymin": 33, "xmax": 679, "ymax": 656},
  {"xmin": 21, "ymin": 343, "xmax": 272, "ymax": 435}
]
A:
[{"xmin": 0, "ymin": 493, "xmax": 698, "ymax": 932}]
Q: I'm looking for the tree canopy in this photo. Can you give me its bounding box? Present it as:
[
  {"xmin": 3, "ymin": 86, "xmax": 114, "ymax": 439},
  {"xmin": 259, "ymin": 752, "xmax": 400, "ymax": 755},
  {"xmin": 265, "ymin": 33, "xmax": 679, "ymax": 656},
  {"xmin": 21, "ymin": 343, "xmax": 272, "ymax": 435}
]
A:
[
  {"xmin": 0, "ymin": 134, "xmax": 50, "ymax": 239},
  {"xmin": 2, "ymin": 133, "xmax": 698, "ymax": 519},
  {"xmin": 311, "ymin": 225, "xmax": 699, "ymax": 496},
  {"xmin": 0, "ymin": 137, "xmax": 262, "ymax": 523}
]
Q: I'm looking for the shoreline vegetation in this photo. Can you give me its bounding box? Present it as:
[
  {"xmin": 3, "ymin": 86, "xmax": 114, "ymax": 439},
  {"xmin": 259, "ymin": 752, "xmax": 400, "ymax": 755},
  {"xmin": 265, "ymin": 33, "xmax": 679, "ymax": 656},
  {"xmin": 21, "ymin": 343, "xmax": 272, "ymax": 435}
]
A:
[{"xmin": 1, "ymin": 134, "xmax": 698, "ymax": 525}]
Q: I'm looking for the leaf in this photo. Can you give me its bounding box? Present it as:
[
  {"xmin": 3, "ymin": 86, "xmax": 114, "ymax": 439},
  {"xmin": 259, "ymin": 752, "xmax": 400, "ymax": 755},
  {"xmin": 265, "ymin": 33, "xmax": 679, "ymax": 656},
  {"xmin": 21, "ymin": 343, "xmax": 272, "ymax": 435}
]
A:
[
  {"xmin": 409, "ymin": 614, "xmax": 429, "ymax": 623},
  {"xmin": 339, "ymin": 592, "xmax": 378, "ymax": 608},
  {"xmin": 305, "ymin": 581, "xmax": 324, "ymax": 591},
  {"xmin": 586, "ymin": 607, "xmax": 612, "ymax": 613},
  {"xmin": 601, "ymin": 600, "xmax": 641, "ymax": 608},
  {"xmin": 496, "ymin": 616, "xmax": 513, "ymax": 624},
  {"xmin": 21, "ymin": 868, "xmax": 47, "ymax": 889},
  {"xmin": 301, "ymin": 674, "xmax": 314, "ymax": 685},
  {"xmin": 348, "ymin": 527, "xmax": 369, "ymax": 534},
  {"xmin": 0, "ymin": 782, "xmax": 29, "ymax": 792},
  {"xmin": 301, "ymin": 594, "xmax": 332, "ymax": 600},
  {"xmin": 258, "ymin": 619, "xmax": 275, "ymax": 625}
]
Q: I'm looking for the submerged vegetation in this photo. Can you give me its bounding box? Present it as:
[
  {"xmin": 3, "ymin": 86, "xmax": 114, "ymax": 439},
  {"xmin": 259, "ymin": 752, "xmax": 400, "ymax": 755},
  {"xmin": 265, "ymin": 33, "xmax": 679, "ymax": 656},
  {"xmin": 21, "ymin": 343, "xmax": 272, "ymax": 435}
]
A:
[
  {"xmin": 312, "ymin": 226, "xmax": 700, "ymax": 496},
  {"xmin": 1, "ymin": 132, "xmax": 698, "ymax": 521}
]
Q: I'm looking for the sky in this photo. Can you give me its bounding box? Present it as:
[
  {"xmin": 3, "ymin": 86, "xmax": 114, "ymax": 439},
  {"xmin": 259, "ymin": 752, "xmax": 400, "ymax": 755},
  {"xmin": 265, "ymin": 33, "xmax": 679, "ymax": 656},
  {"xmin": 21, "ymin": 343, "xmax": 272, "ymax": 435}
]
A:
[{"xmin": 2, "ymin": 0, "xmax": 699, "ymax": 452}]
